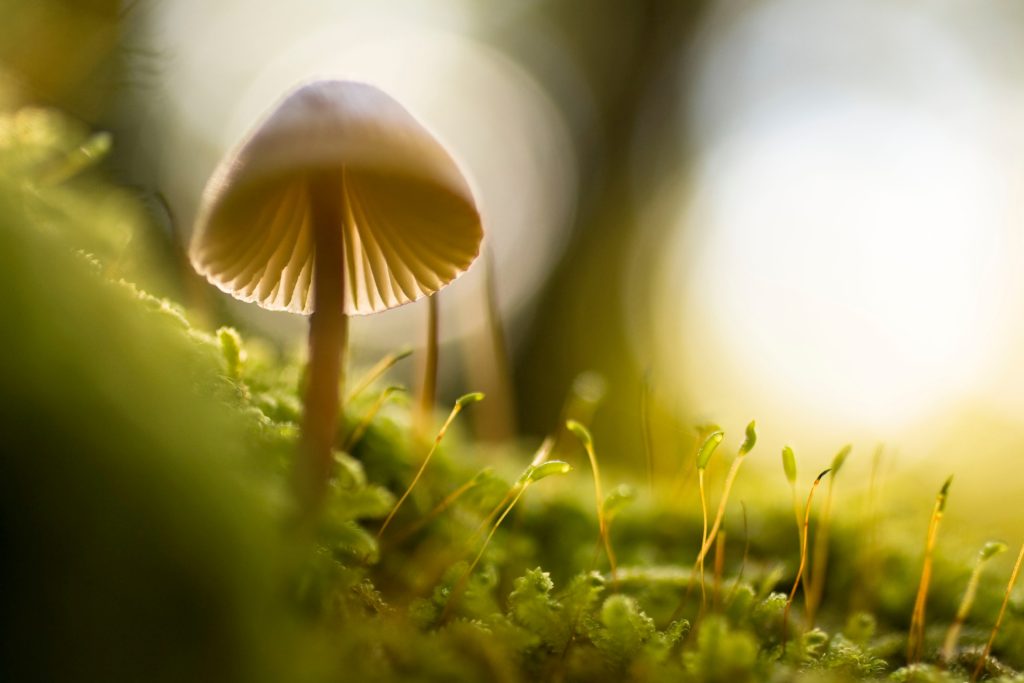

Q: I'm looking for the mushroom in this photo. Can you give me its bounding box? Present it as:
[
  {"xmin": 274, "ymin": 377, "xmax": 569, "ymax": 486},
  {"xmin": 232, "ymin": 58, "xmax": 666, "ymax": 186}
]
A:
[{"xmin": 189, "ymin": 80, "xmax": 483, "ymax": 509}]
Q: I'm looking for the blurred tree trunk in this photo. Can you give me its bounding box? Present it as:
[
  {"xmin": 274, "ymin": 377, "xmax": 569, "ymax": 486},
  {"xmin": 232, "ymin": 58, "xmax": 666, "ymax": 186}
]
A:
[{"xmin": 1, "ymin": 0, "xmax": 126, "ymax": 124}]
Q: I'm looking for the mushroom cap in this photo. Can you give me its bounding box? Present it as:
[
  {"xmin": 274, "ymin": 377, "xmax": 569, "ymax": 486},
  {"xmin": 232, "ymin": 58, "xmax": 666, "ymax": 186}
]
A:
[{"xmin": 189, "ymin": 80, "xmax": 483, "ymax": 315}]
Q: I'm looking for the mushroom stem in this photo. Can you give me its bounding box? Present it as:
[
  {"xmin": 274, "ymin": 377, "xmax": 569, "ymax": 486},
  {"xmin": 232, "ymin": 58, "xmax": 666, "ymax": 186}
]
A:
[
  {"xmin": 299, "ymin": 170, "xmax": 349, "ymax": 510},
  {"xmin": 416, "ymin": 295, "xmax": 440, "ymax": 439}
]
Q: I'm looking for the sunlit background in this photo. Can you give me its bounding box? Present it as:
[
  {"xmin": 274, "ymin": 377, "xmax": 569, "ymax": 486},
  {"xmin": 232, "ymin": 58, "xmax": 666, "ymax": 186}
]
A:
[{"xmin": 9, "ymin": 0, "xmax": 1024, "ymax": 531}]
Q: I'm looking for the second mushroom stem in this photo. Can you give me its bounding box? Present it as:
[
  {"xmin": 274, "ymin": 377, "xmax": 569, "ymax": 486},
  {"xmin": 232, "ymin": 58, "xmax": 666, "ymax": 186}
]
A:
[{"xmin": 300, "ymin": 170, "xmax": 349, "ymax": 512}]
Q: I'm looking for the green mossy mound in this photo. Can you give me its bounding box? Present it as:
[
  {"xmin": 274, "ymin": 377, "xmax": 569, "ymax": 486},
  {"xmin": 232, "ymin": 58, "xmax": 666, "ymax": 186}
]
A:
[{"xmin": 2, "ymin": 105, "xmax": 1023, "ymax": 683}]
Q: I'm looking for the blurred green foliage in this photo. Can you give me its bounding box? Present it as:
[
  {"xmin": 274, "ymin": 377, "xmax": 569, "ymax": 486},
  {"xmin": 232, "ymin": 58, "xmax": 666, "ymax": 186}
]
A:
[{"xmin": 3, "ymin": 78, "xmax": 1024, "ymax": 683}]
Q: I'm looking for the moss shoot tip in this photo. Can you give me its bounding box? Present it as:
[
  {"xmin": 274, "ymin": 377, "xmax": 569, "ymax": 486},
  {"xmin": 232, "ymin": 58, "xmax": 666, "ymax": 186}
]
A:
[
  {"xmin": 456, "ymin": 392, "xmax": 485, "ymax": 407},
  {"xmin": 739, "ymin": 420, "xmax": 757, "ymax": 455},
  {"xmin": 782, "ymin": 446, "xmax": 797, "ymax": 485},
  {"xmin": 981, "ymin": 541, "xmax": 1009, "ymax": 562},
  {"xmin": 697, "ymin": 430, "xmax": 725, "ymax": 470},
  {"xmin": 566, "ymin": 419, "xmax": 593, "ymax": 448},
  {"xmin": 830, "ymin": 444, "xmax": 852, "ymax": 476},
  {"xmin": 529, "ymin": 460, "xmax": 573, "ymax": 482}
]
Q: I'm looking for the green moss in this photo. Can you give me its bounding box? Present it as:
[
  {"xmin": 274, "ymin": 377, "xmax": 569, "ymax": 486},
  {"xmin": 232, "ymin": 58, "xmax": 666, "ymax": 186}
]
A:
[{"xmin": 3, "ymin": 101, "xmax": 1024, "ymax": 683}]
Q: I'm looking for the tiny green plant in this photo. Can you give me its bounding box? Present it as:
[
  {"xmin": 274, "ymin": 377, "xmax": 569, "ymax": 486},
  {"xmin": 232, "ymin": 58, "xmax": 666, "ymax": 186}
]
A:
[
  {"xmin": 972, "ymin": 541, "xmax": 1024, "ymax": 682},
  {"xmin": 567, "ymin": 419, "xmax": 618, "ymax": 582},
  {"xmin": 465, "ymin": 437, "xmax": 555, "ymax": 550},
  {"xmin": 782, "ymin": 445, "xmax": 800, "ymax": 531},
  {"xmin": 391, "ymin": 467, "xmax": 494, "ymax": 545},
  {"xmin": 600, "ymin": 484, "xmax": 638, "ymax": 583},
  {"xmin": 377, "ymin": 392, "xmax": 485, "ymax": 538},
  {"xmin": 444, "ymin": 458, "xmax": 572, "ymax": 620},
  {"xmin": 694, "ymin": 429, "xmax": 725, "ymax": 609},
  {"xmin": 346, "ymin": 347, "xmax": 412, "ymax": 402},
  {"xmin": 695, "ymin": 421, "xmax": 757, "ymax": 576},
  {"xmin": 672, "ymin": 421, "xmax": 721, "ymax": 498},
  {"xmin": 216, "ymin": 326, "xmax": 246, "ymax": 381},
  {"xmin": 807, "ymin": 443, "xmax": 852, "ymax": 625},
  {"xmin": 783, "ymin": 468, "xmax": 830, "ymax": 652},
  {"xmin": 782, "ymin": 445, "xmax": 811, "ymax": 603},
  {"xmin": 343, "ymin": 385, "xmax": 405, "ymax": 451},
  {"xmin": 907, "ymin": 475, "xmax": 953, "ymax": 664},
  {"xmin": 942, "ymin": 540, "xmax": 1007, "ymax": 663}
]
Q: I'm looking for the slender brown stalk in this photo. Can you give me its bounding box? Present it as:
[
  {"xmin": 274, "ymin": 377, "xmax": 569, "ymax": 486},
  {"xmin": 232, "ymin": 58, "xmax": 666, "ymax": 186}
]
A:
[
  {"xmin": 415, "ymin": 295, "xmax": 440, "ymax": 439},
  {"xmin": 907, "ymin": 476, "xmax": 953, "ymax": 664},
  {"xmin": 713, "ymin": 531, "xmax": 727, "ymax": 610},
  {"xmin": 972, "ymin": 543, "xmax": 1024, "ymax": 682},
  {"xmin": 378, "ymin": 393, "xmax": 483, "ymax": 539},
  {"xmin": 782, "ymin": 469, "xmax": 830, "ymax": 653},
  {"xmin": 299, "ymin": 171, "xmax": 348, "ymax": 512}
]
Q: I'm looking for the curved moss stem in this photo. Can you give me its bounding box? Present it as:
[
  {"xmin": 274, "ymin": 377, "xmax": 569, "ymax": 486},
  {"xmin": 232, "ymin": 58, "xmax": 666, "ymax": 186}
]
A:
[
  {"xmin": 973, "ymin": 543, "xmax": 1024, "ymax": 682},
  {"xmin": 299, "ymin": 170, "xmax": 349, "ymax": 513},
  {"xmin": 783, "ymin": 469, "xmax": 829, "ymax": 653},
  {"xmin": 806, "ymin": 477, "xmax": 835, "ymax": 625},
  {"xmin": 698, "ymin": 469, "xmax": 709, "ymax": 610}
]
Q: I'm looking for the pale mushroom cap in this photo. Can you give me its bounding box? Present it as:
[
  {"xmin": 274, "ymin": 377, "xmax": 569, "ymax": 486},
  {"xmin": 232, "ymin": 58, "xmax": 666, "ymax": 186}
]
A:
[{"xmin": 189, "ymin": 80, "xmax": 483, "ymax": 315}]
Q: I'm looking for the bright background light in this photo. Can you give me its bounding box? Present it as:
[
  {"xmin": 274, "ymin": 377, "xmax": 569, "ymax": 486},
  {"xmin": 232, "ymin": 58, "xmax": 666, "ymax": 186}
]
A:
[{"xmin": 644, "ymin": 0, "xmax": 1024, "ymax": 464}]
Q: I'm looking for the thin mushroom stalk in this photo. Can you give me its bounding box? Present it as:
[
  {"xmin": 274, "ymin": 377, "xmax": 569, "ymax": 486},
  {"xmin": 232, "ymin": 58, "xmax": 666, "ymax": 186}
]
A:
[
  {"xmin": 188, "ymin": 81, "xmax": 483, "ymax": 514},
  {"xmin": 415, "ymin": 295, "xmax": 440, "ymax": 441},
  {"xmin": 300, "ymin": 170, "xmax": 350, "ymax": 503}
]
